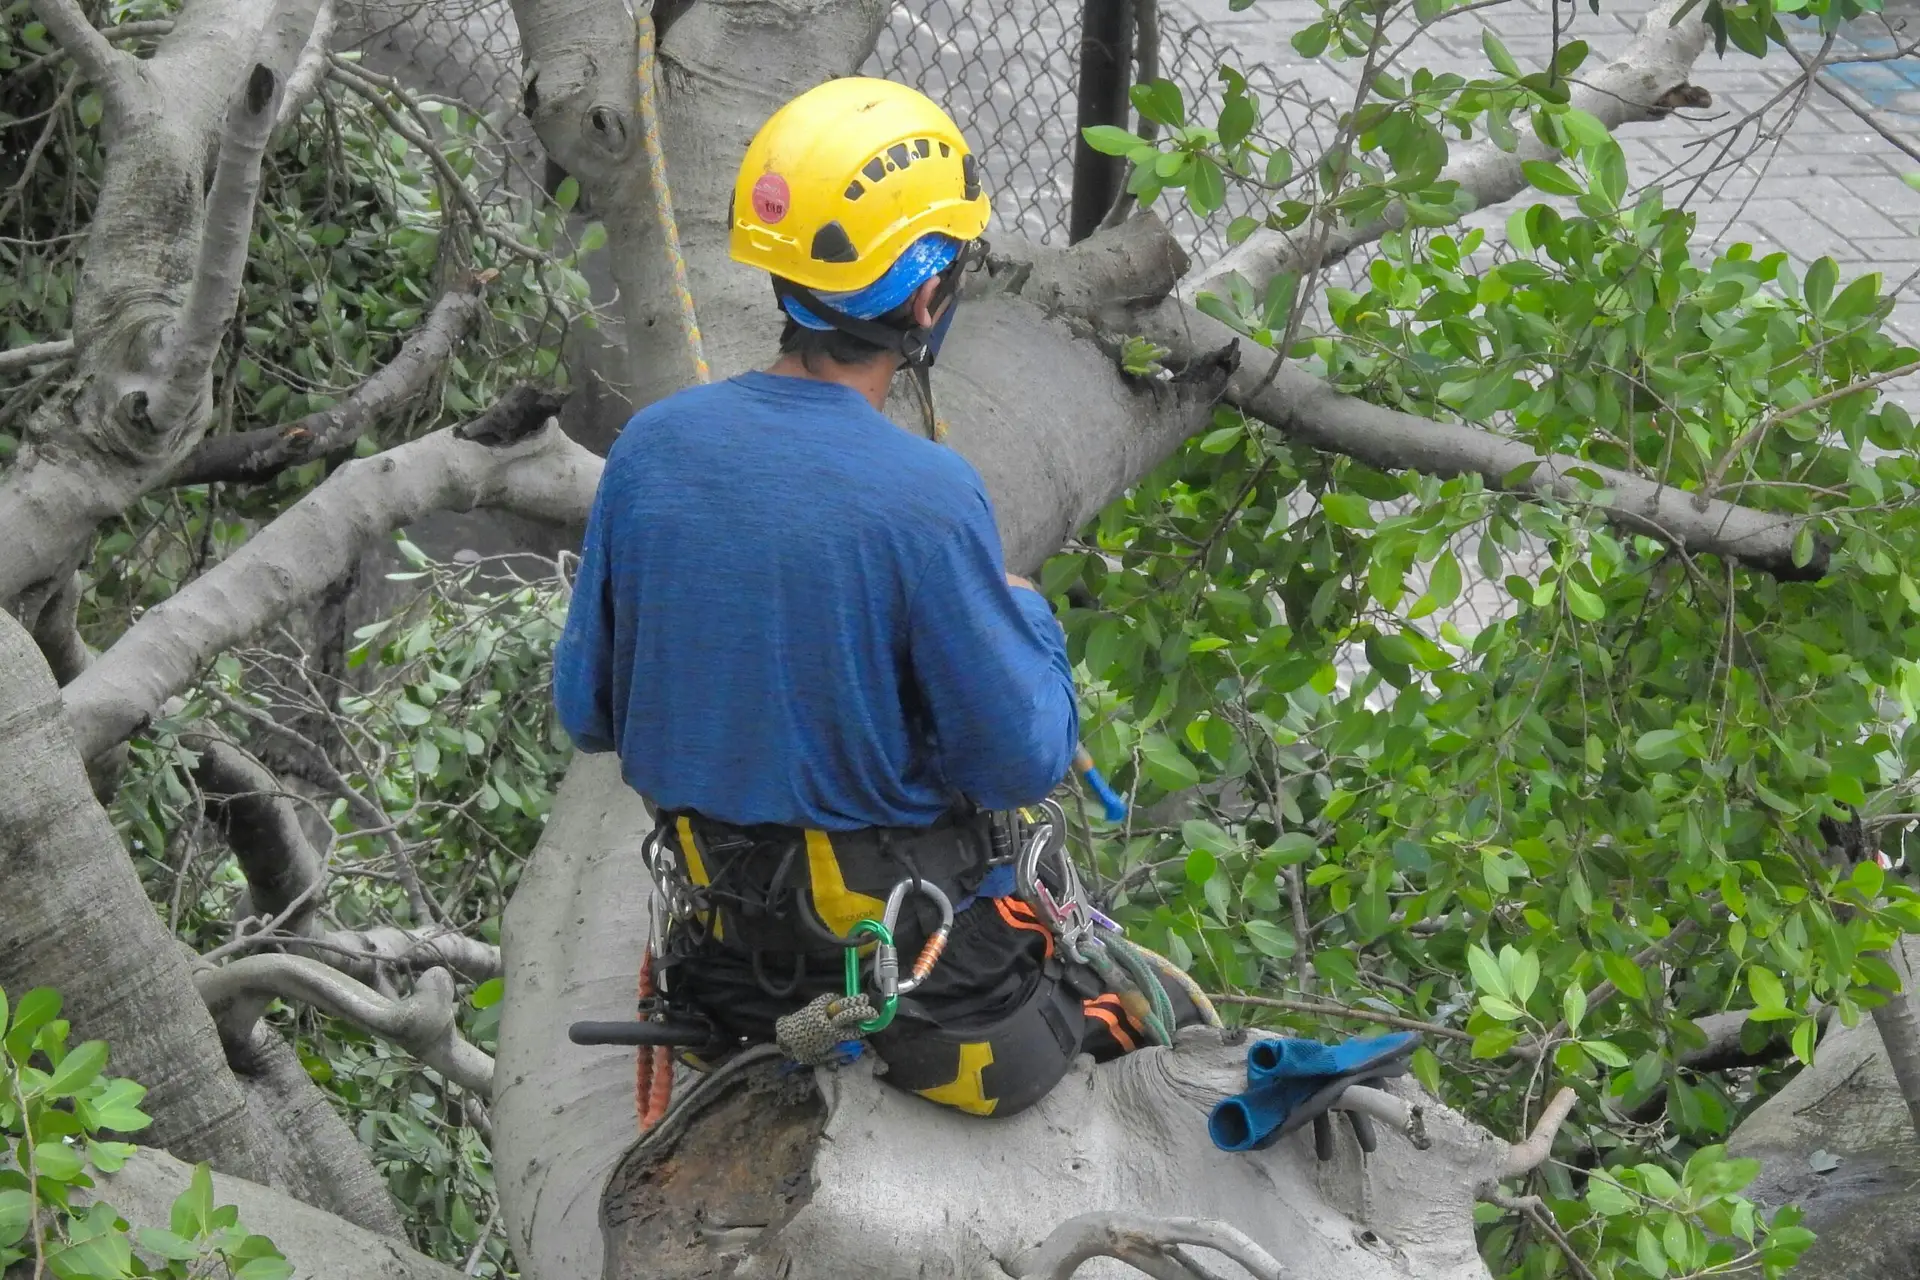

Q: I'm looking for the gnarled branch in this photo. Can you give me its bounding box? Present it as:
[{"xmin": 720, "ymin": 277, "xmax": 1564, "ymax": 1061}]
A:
[
  {"xmin": 196, "ymin": 956, "xmax": 494, "ymax": 1095},
  {"xmin": 1008, "ymin": 1212, "xmax": 1287, "ymax": 1280},
  {"xmin": 169, "ymin": 287, "xmax": 490, "ymax": 486},
  {"xmin": 63, "ymin": 399, "xmax": 591, "ymax": 761}
]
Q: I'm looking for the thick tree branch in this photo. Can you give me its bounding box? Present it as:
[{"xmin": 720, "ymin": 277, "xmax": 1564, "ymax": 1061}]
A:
[
  {"xmin": 1498, "ymin": 1087, "xmax": 1577, "ymax": 1178},
  {"xmin": 0, "ymin": 338, "xmax": 74, "ymax": 376},
  {"xmin": 82, "ymin": 1146, "xmax": 462, "ymax": 1279},
  {"xmin": 1008, "ymin": 1213, "xmax": 1287, "ymax": 1280},
  {"xmin": 277, "ymin": 0, "xmax": 336, "ymax": 130},
  {"xmin": 28, "ymin": 0, "xmax": 140, "ymax": 123},
  {"xmin": 196, "ymin": 956, "xmax": 494, "ymax": 1095},
  {"xmin": 1113, "ymin": 295, "xmax": 1823, "ymax": 582},
  {"xmin": 183, "ymin": 729, "xmax": 325, "ymax": 935},
  {"xmin": 316, "ymin": 926, "xmax": 502, "ymax": 986},
  {"xmin": 148, "ymin": 62, "xmax": 290, "ymax": 434},
  {"xmin": 0, "ymin": 608, "xmax": 268, "ymax": 1179},
  {"xmin": 169, "ymin": 289, "xmax": 491, "ymax": 487},
  {"xmin": 1183, "ymin": 0, "xmax": 1712, "ymax": 301},
  {"xmin": 63, "ymin": 402, "xmax": 592, "ymax": 761}
]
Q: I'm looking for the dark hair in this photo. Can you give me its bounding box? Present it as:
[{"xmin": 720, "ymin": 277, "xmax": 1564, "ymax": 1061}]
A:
[{"xmin": 773, "ymin": 264, "xmax": 958, "ymax": 373}]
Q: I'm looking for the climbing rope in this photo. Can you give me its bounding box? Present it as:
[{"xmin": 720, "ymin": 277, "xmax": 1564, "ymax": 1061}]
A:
[
  {"xmin": 628, "ymin": 12, "xmax": 713, "ymax": 1137},
  {"xmin": 1127, "ymin": 939, "xmax": 1223, "ymax": 1029},
  {"xmin": 633, "ymin": 948, "xmax": 674, "ymax": 1132},
  {"xmin": 635, "ymin": 13, "xmax": 710, "ymax": 384}
]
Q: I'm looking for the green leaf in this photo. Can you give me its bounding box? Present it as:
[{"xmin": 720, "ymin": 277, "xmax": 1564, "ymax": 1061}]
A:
[
  {"xmin": 0, "ymin": 1189, "xmax": 31, "ymax": 1249},
  {"xmin": 1747, "ymin": 966, "xmax": 1787, "ymax": 1012},
  {"xmin": 470, "ymin": 978, "xmax": 505, "ymax": 1010},
  {"xmin": 1582, "ymin": 1037, "xmax": 1631, "ymax": 1067},
  {"xmin": 83, "ymin": 1079, "xmax": 151, "ymax": 1134},
  {"xmin": 33, "ymin": 1141, "xmax": 83, "ymax": 1182},
  {"xmin": 136, "ymin": 1228, "xmax": 206, "ymax": 1262},
  {"xmin": 1803, "ymin": 256, "xmax": 1838, "ymax": 317},
  {"xmin": 1483, "ymin": 30, "xmax": 1522, "ymax": 76},
  {"xmin": 1266, "ymin": 148, "xmax": 1295, "ymax": 186},
  {"xmin": 76, "ymin": 92, "xmax": 102, "ymax": 130},
  {"xmin": 1520, "ymin": 160, "xmax": 1584, "ymax": 197},
  {"xmin": 1187, "ymin": 157, "xmax": 1226, "ymax": 216},
  {"xmin": 1219, "ymin": 94, "xmax": 1257, "ymax": 148},
  {"xmin": 1320, "ymin": 492, "xmax": 1374, "ymax": 528},
  {"xmin": 1563, "ymin": 983, "xmax": 1588, "ymax": 1034},
  {"xmin": 1082, "ymin": 125, "xmax": 1148, "ymax": 156},
  {"xmin": 234, "ymin": 1257, "xmax": 296, "ymax": 1280},
  {"xmin": 171, "ymin": 1163, "xmax": 215, "ymax": 1239},
  {"xmin": 1140, "ymin": 735, "xmax": 1201, "ymax": 791},
  {"xmin": 1244, "ymin": 919, "xmax": 1297, "ymax": 959},
  {"xmin": 43, "ymin": 1040, "xmax": 107, "ymax": 1100},
  {"xmin": 1589, "ymin": 138, "xmax": 1627, "ymax": 209},
  {"xmin": 1468, "ymin": 944, "xmax": 1510, "ymax": 1001},
  {"xmin": 1509, "ymin": 949, "xmax": 1541, "ymax": 1004},
  {"xmin": 1564, "ymin": 577, "xmax": 1605, "ymax": 622},
  {"xmin": 1130, "ymin": 80, "xmax": 1186, "ymax": 128},
  {"xmin": 1225, "ymin": 215, "xmax": 1259, "ymax": 246},
  {"xmin": 1291, "ymin": 21, "xmax": 1331, "ymax": 57},
  {"xmin": 1600, "ymin": 951, "xmax": 1647, "ymax": 1001},
  {"xmin": 7, "ymin": 988, "xmax": 61, "ymax": 1059}
]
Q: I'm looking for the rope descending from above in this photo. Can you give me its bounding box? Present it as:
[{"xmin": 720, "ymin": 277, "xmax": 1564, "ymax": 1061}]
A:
[
  {"xmin": 636, "ymin": 13, "xmax": 709, "ymax": 384},
  {"xmin": 628, "ymin": 11, "xmax": 713, "ymax": 1135}
]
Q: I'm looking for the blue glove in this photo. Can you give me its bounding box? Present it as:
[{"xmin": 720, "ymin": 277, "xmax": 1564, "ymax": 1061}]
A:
[{"xmin": 1209, "ymin": 1031, "xmax": 1419, "ymax": 1154}]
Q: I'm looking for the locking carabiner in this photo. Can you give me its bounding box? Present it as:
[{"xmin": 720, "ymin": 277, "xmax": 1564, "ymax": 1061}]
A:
[
  {"xmin": 880, "ymin": 878, "xmax": 955, "ymax": 996},
  {"xmin": 843, "ymin": 918, "xmax": 898, "ymax": 1034}
]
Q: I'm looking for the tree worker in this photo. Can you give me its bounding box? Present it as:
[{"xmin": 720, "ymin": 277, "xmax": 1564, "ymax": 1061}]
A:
[{"xmin": 553, "ymin": 76, "xmax": 1198, "ymax": 1118}]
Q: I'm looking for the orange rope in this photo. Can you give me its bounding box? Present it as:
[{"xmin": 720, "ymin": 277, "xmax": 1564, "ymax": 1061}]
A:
[{"xmin": 634, "ymin": 949, "xmax": 673, "ymax": 1132}]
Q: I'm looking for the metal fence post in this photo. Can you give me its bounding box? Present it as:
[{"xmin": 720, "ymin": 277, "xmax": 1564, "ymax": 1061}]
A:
[{"xmin": 1067, "ymin": 0, "xmax": 1133, "ymax": 243}]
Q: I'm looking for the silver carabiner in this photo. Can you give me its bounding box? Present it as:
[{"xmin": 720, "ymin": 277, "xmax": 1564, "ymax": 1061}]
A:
[{"xmin": 881, "ymin": 878, "xmax": 955, "ymax": 996}]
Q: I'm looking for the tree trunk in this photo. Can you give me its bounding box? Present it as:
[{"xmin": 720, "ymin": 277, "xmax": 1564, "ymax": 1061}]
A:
[{"xmin": 0, "ymin": 608, "xmax": 268, "ymax": 1181}]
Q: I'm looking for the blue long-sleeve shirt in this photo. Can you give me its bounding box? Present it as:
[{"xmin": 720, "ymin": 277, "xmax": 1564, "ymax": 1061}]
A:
[{"xmin": 552, "ymin": 370, "xmax": 1079, "ymax": 831}]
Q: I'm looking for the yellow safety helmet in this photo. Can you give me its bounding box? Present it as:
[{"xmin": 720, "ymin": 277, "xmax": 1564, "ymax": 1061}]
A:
[{"xmin": 729, "ymin": 77, "xmax": 990, "ymax": 295}]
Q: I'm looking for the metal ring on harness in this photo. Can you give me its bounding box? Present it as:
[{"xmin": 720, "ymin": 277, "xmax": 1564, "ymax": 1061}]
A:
[
  {"xmin": 880, "ymin": 878, "xmax": 955, "ymax": 996},
  {"xmin": 843, "ymin": 919, "xmax": 898, "ymax": 1034}
]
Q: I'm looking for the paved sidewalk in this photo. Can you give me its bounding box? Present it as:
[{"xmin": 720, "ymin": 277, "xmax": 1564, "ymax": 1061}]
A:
[{"xmin": 1166, "ymin": 0, "xmax": 1920, "ymax": 365}]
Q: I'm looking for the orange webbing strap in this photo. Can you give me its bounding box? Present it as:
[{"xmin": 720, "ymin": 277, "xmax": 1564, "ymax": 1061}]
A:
[{"xmin": 634, "ymin": 948, "xmax": 673, "ymax": 1132}]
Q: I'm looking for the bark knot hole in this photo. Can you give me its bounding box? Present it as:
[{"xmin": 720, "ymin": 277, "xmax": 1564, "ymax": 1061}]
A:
[
  {"xmin": 246, "ymin": 65, "xmax": 277, "ymax": 116},
  {"xmin": 588, "ymin": 106, "xmax": 628, "ymax": 151}
]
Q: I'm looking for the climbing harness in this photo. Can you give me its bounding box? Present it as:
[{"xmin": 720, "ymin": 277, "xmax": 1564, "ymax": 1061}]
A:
[{"xmin": 1009, "ymin": 800, "xmax": 1208, "ymax": 1047}]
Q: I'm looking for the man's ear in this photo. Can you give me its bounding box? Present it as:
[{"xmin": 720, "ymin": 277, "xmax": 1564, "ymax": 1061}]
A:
[{"xmin": 910, "ymin": 276, "xmax": 945, "ymax": 329}]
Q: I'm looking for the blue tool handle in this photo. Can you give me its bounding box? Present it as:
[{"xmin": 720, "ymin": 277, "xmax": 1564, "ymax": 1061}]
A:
[{"xmin": 1073, "ymin": 747, "xmax": 1128, "ymax": 823}]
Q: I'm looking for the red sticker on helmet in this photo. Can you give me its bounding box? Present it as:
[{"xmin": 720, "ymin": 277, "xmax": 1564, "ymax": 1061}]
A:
[{"xmin": 752, "ymin": 173, "xmax": 791, "ymax": 224}]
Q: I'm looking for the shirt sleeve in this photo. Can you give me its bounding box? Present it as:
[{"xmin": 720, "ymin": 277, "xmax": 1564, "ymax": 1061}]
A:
[
  {"xmin": 907, "ymin": 494, "xmax": 1079, "ymax": 811},
  {"xmin": 551, "ymin": 489, "xmax": 619, "ymax": 755}
]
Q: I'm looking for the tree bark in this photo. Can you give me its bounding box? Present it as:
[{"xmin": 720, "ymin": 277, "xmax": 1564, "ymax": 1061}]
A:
[
  {"xmin": 0, "ymin": 608, "xmax": 268, "ymax": 1181},
  {"xmin": 227, "ymin": 1022, "xmax": 410, "ymax": 1240},
  {"xmin": 1181, "ymin": 0, "xmax": 1713, "ymax": 303}
]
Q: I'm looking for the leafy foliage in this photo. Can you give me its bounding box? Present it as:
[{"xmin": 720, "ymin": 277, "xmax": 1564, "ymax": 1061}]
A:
[
  {"xmin": 1061, "ymin": 1, "xmax": 1917, "ymax": 1274},
  {"xmin": 1, "ymin": 983, "xmax": 295, "ymax": 1278}
]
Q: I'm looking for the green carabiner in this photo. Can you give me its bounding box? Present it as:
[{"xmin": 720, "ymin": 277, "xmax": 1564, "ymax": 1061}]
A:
[{"xmin": 844, "ymin": 918, "xmax": 898, "ymax": 1034}]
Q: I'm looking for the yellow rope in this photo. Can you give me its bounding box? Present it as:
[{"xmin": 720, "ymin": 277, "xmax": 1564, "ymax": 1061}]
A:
[{"xmin": 636, "ymin": 15, "xmax": 710, "ymax": 385}]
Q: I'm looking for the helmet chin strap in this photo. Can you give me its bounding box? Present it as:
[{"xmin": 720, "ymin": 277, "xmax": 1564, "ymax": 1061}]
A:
[{"xmin": 773, "ymin": 242, "xmax": 980, "ymax": 441}]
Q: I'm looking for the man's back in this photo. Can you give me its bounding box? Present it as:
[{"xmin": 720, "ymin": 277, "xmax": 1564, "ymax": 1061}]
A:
[{"xmin": 553, "ymin": 370, "xmax": 1078, "ymax": 831}]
